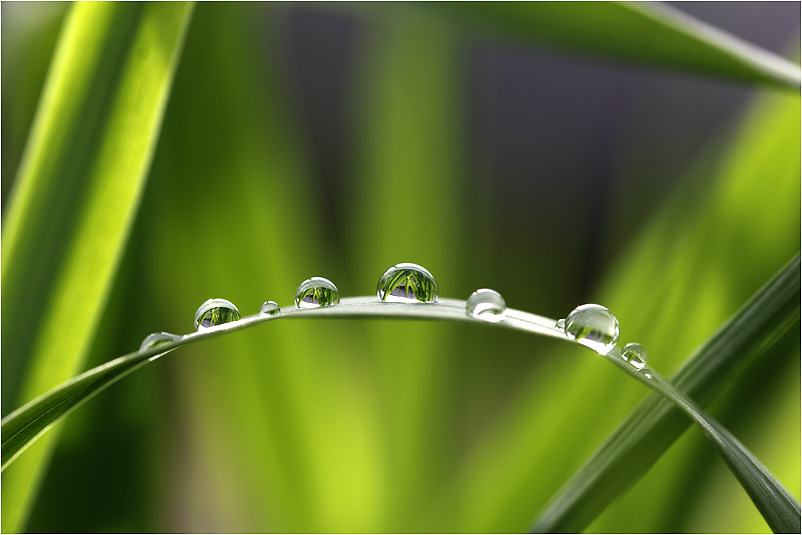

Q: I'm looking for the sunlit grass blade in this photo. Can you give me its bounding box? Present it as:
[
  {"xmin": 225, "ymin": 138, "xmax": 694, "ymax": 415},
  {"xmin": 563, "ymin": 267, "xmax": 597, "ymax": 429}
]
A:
[
  {"xmin": 532, "ymin": 253, "xmax": 801, "ymax": 533},
  {"xmin": 436, "ymin": 2, "xmax": 800, "ymax": 88},
  {"xmin": 346, "ymin": 12, "xmax": 465, "ymax": 530},
  {"xmin": 0, "ymin": 3, "xmax": 193, "ymax": 531}
]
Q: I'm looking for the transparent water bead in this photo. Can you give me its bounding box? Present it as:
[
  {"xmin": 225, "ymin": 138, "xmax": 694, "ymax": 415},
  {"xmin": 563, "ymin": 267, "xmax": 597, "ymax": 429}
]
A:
[
  {"xmin": 140, "ymin": 332, "xmax": 181, "ymax": 352},
  {"xmin": 295, "ymin": 277, "xmax": 340, "ymax": 309},
  {"xmin": 555, "ymin": 318, "xmax": 566, "ymax": 331},
  {"xmin": 622, "ymin": 342, "xmax": 647, "ymax": 370},
  {"xmin": 194, "ymin": 298, "xmax": 241, "ymax": 330},
  {"xmin": 564, "ymin": 304, "xmax": 620, "ymax": 355},
  {"xmin": 259, "ymin": 301, "xmax": 281, "ymax": 317},
  {"xmin": 466, "ymin": 288, "xmax": 506, "ymax": 323},
  {"xmin": 377, "ymin": 263, "xmax": 438, "ymax": 303}
]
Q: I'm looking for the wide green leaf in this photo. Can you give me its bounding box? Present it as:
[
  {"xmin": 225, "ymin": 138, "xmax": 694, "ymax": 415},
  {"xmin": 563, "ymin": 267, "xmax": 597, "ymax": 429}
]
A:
[
  {"xmin": 0, "ymin": 3, "xmax": 193, "ymax": 531},
  {"xmin": 532, "ymin": 254, "xmax": 801, "ymax": 533},
  {"xmin": 436, "ymin": 2, "xmax": 800, "ymax": 88}
]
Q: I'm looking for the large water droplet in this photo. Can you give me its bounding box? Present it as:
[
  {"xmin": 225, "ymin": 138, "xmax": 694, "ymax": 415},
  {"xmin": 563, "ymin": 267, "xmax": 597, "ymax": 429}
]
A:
[
  {"xmin": 466, "ymin": 288, "xmax": 506, "ymax": 322},
  {"xmin": 260, "ymin": 300, "xmax": 281, "ymax": 317},
  {"xmin": 194, "ymin": 298, "xmax": 241, "ymax": 330},
  {"xmin": 377, "ymin": 263, "xmax": 438, "ymax": 303},
  {"xmin": 295, "ymin": 277, "xmax": 340, "ymax": 309},
  {"xmin": 622, "ymin": 342, "xmax": 647, "ymax": 370},
  {"xmin": 564, "ymin": 304, "xmax": 619, "ymax": 355},
  {"xmin": 140, "ymin": 332, "xmax": 181, "ymax": 352}
]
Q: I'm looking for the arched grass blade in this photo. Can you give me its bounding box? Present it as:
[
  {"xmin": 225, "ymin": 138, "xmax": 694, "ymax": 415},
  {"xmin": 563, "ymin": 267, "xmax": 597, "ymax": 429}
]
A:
[{"xmin": 532, "ymin": 254, "xmax": 801, "ymax": 534}]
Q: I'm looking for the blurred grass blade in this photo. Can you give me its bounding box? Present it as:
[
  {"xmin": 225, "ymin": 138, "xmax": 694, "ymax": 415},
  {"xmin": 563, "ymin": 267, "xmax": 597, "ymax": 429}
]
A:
[
  {"xmin": 532, "ymin": 254, "xmax": 801, "ymax": 533},
  {"xmin": 437, "ymin": 1, "xmax": 800, "ymax": 89},
  {"xmin": 0, "ymin": 297, "xmax": 565, "ymax": 474},
  {"xmin": 0, "ymin": 3, "xmax": 193, "ymax": 531}
]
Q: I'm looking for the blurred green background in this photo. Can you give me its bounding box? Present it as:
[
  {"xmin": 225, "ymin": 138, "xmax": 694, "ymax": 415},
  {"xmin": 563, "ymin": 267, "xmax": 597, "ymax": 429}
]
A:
[{"xmin": 2, "ymin": 2, "xmax": 800, "ymax": 532}]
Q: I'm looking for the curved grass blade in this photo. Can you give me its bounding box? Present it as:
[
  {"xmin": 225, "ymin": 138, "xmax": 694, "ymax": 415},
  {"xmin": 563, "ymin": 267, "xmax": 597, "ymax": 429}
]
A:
[
  {"xmin": 532, "ymin": 253, "xmax": 801, "ymax": 534},
  {"xmin": 0, "ymin": 3, "xmax": 194, "ymax": 531},
  {"xmin": 3, "ymin": 286, "xmax": 800, "ymax": 533},
  {"xmin": 435, "ymin": 2, "xmax": 800, "ymax": 89}
]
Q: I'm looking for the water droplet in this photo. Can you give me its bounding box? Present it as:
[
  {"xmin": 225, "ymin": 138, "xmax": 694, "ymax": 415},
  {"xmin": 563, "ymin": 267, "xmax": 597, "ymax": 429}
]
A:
[
  {"xmin": 555, "ymin": 319, "xmax": 566, "ymax": 331},
  {"xmin": 564, "ymin": 304, "xmax": 619, "ymax": 355},
  {"xmin": 377, "ymin": 263, "xmax": 438, "ymax": 303},
  {"xmin": 140, "ymin": 332, "xmax": 181, "ymax": 352},
  {"xmin": 259, "ymin": 300, "xmax": 281, "ymax": 317},
  {"xmin": 466, "ymin": 288, "xmax": 506, "ymax": 322},
  {"xmin": 194, "ymin": 298, "xmax": 241, "ymax": 330},
  {"xmin": 295, "ymin": 277, "xmax": 340, "ymax": 309},
  {"xmin": 622, "ymin": 342, "xmax": 648, "ymax": 370}
]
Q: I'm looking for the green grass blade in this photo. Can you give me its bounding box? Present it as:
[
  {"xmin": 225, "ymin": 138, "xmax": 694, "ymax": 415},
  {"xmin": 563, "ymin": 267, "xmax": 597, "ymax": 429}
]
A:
[
  {"xmin": 435, "ymin": 2, "xmax": 800, "ymax": 89},
  {"xmin": 532, "ymin": 254, "xmax": 801, "ymax": 533},
  {"xmin": 0, "ymin": 3, "xmax": 193, "ymax": 531},
  {"xmin": 5, "ymin": 289, "xmax": 798, "ymax": 532}
]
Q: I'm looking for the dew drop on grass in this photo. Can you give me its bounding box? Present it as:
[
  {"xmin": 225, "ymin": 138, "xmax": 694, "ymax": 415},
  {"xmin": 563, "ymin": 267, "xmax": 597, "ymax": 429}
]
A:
[
  {"xmin": 377, "ymin": 263, "xmax": 438, "ymax": 303},
  {"xmin": 555, "ymin": 318, "xmax": 566, "ymax": 331},
  {"xmin": 564, "ymin": 304, "xmax": 619, "ymax": 355},
  {"xmin": 466, "ymin": 288, "xmax": 506, "ymax": 322},
  {"xmin": 139, "ymin": 332, "xmax": 181, "ymax": 352},
  {"xmin": 259, "ymin": 301, "xmax": 281, "ymax": 317},
  {"xmin": 622, "ymin": 342, "xmax": 648, "ymax": 370},
  {"xmin": 295, "ymin": 277, "xmax": 340, "ymax": 309},
  {"xmin": 194, "ymin": 298, "xmax": 241, "ymax": 330}
]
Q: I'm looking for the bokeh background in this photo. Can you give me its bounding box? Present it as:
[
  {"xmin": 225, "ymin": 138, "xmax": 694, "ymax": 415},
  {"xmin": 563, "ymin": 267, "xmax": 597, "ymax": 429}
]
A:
[{"xmin": 2, "ymin": 2, "xmax": 800, "ymax": 532}]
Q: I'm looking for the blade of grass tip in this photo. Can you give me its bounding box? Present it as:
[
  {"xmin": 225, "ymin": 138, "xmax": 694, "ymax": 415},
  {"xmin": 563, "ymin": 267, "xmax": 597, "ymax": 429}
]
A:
[
  {"xmin": 0, "ymin": 3, "xmax": 193, "ymax": 532},
  {"xmin": 532, "ymin": 253, "xmax": 801, "ymax": 534},
  {"xmin": 432, "ymin": 2, "xmax": 801, "ymax": 89},
  {"xmin": 347, "ymin": 8, "xmax": 465, "ymax": 530}
]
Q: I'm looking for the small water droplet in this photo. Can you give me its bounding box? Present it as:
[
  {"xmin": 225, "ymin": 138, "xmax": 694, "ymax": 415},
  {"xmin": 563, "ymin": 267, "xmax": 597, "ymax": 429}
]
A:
[
  {"xmin": 259, "ymin": 300, "xmax": 281, "ymax": 317},
  {"xmin": 295, "ymin": 277, "xmax": 340, "ymax": 309},
  {"xmin": 555, "ymin": 319, "xmax": 566, "ymax": 331},
  {"xmin": 377, "ymin": 263, "xmax": 438, "ymax": 303},
  {"xmin": 194, "ymin": 298, "xmax": 241, "ymax": 330},
  {"xmin": 564, "ymin": 304, "xmax": 619, "ymax": 355},
  {"xmin": 622, "ymin": 342, "xmax": 648, "ymax": 370},
  {"xmin": 140, "ymin": 332, "xmax": 181, "ymax": 352},
  {"xmin": 466, "ymin": 288, "xmax": 506, "ymax": 322}
]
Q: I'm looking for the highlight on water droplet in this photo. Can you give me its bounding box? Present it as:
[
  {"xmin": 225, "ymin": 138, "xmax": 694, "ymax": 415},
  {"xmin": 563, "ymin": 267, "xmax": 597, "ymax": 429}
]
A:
[
  {"xmin": 194, "ymin": 298, "xmax": 241, "ymax": 331},
  {"xmin": 622, "ymin": 342, "xmax": 648, "ymax": 370},
  {"xmin": 466, "ymin": 288, "xmax": 506, "ymax": 323},
  {"xmin": 259, "ymin": 301, "xmax": 281, "ymax": 317},
  {"xmin": 564, "ymin": 304, "xmax": 619, "ymax": 355},
  {"xmin": 295, "ymin": 277, "xmax": 340, "ymax": 309},
  {"xmin": 376, "ymin": 262, "xmax": 438, "ymax": 303},
  {"xmin": 555, "ymin": 318, "xmax": 566, "ymax": 331},
  {"xmin": 140, "ymin": 332, "xmax": 181, "ymax": 352}
]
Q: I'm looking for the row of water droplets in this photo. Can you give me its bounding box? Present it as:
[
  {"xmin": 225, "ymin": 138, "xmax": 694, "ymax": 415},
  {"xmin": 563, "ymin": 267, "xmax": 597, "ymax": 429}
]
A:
[{"xmin": 139, "ymin": 262, "xmax": 650, "ymax": 373}]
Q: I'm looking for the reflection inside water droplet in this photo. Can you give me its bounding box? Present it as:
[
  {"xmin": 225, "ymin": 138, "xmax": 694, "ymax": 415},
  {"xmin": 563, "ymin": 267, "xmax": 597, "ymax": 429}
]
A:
[
  {"xmin": 466, "ymin": 288, "xmax": 506, "ymax": 322},
  {"xmin": 622, "ymin": 342, "xmax": 648, "ymax": 370},
  {"xmin": 260, "ymin": 301, "xmax": 281, "ymax": 317},
  {"xmin": 194, "ymin": 298, "xmax": 241, "ymax": 331},
  {"xmin": 564, "ymin": 304, "xmax": 619, "ymax": 355},
  {"xmin": 295, "ymin": 277, "xmax": 340, "ymax": 309},
  {"xmin": 377, "ymin": 263, "xmax": 438, "ymax": 303},
  {"xmin": 140, "ymin": 332, "xmax": 181, "ymax": 352}
]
